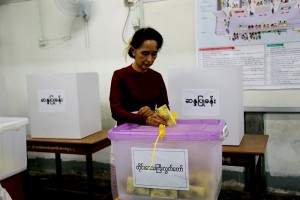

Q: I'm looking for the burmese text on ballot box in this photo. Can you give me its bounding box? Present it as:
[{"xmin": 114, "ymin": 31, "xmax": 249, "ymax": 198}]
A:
[{"xmin": 108, "ymin": 119, "xmax": 227, "ymax": 200}]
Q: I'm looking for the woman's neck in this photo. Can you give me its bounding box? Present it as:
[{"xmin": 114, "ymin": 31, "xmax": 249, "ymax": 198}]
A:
[{"xmin": 132, "ymin": 63, "xmax": 147, "ymax": 73}]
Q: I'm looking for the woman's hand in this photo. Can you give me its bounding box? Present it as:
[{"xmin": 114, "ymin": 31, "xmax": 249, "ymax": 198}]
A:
[
  {"xmin": 138, "ymin": 106, "xmax": 155, "ymax": 117},
  {"xmin": 146, "ymin": 113, "xmax": 168, "ymax": 126},
  {"xmin": 138, "ymin": 106, "xmax": 167, "ymax": 126}
]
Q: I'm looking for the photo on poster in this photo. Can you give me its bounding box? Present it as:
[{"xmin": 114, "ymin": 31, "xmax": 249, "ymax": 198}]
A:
[{"xmin": 196, "ymin": 0, "xmax": 300, "ymax": 48}]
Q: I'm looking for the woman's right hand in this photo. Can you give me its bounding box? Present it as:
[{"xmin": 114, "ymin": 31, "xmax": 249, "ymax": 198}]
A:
[
  {"xmin": 146, "ymin": 113, "xmax": 168, "ymax": 126},
  {"xmin": 138, "ymin": 106, "xmax": 155, "ymax": 117}
]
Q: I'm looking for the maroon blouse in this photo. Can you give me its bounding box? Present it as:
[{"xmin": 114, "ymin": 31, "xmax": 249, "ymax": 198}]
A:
[{"xmin": 109, "ymin": 65, "xmax": 169, "ymax": 125}]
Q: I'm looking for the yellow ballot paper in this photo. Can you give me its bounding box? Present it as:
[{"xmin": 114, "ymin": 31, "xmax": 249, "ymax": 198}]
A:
[
  {"xmin": 156, "ymin": 104, "xmax": 176, "ymax": 126},
  {"xmin": 150, "ymin": 188, "xmax": 177, "ymax": 199},
  {"xmin": 127, "ymin": 176, "xmax": 150, "ymax": 196},
  {"xmin": 178, "ymin": 185, "xmax": 205, "ymax": 199}
]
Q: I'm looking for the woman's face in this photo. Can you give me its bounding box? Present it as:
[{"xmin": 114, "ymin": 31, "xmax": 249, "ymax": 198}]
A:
[{"xmin": 132, "ymin": 40, "xmax": 158, "ymax": 72}]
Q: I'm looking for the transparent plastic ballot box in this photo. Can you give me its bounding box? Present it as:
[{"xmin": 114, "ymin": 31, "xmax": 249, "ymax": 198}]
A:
[{"xmin": 108, "ymin": 119, "xmax": 228, "ymax": 200}]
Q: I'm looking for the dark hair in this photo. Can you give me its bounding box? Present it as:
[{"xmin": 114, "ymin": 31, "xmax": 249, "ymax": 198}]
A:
[{"xmin": 128, "ymin": 27, "xmax": 163, "ymax": 58}]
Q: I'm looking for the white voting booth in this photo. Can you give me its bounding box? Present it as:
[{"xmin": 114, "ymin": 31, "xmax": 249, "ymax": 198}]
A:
[
  {"xmin": 27, "ymin": 72, "xmax": 102, "ymax": 139},
  {"xmin": 168, "ymin": 66, "xmax": 244, "ymax": 146}
]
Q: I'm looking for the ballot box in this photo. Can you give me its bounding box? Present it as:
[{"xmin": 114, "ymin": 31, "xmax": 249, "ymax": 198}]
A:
[
  {"xmin": 27, "ymin": 72, "xmax": 102, "ymax": 139},
  {"xmin": 0, "ymin": 117, "xmax": 28, "ymax": 181},
  {"xmin": 108, "ymin": 119, "xmax": 227, "ymax": 200}
]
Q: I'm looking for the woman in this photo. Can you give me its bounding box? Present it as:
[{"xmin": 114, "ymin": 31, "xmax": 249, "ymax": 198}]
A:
[{"xmin": 109, "ymin": 27, "xmax": 169, "ymax": 126}]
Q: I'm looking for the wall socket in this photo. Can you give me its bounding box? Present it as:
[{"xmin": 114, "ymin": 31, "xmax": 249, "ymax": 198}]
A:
[
  {"xmin": 132, "ymin": 18, "xmax": 140, "ymax": 28},
  {"xmin": 39, "ymin": 37, "xmax": 47, "ymax": 47}
]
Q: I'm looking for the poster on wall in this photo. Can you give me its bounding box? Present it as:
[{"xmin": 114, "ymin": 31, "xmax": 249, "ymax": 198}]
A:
[{"xmin": 196, "ymin": 0, "xmax": 300, "ymax": 89}]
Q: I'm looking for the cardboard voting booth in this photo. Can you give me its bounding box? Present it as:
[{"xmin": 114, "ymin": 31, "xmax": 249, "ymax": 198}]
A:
[
  {"xmin": 168, "ymin": 66, "xmax": 244, "ymax": 146},
  {"xmin": 108, "ymin": 119, "xmax": 227, "ymax": 200},
  {"xmin": 27, "ymin": 72, "xmax": 102, "ymax": 139},
  {"xmin": 0, "ymin": 117, "xmax": 28, "ymax": 181}
]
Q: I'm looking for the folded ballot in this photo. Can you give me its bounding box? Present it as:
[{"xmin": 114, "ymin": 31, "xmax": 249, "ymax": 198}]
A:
[{"xmin": 156, "ymin": 104, "xmax": 176, "ymax": 126}]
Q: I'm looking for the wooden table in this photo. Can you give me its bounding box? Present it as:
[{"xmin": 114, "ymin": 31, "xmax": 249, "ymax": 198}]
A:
[
  {"xmin": 27, "ymin": 131, "xmax": 268, "ymax": 200},
  {"xmin": 222, "ymin": 134, "xmax": 269, "ymax": 200},
  {"xmin": 26, "ymin": 130, "xmax": 111, "ymax": 199}
]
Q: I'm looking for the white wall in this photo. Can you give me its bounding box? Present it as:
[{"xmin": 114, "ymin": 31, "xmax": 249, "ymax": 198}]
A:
[
  {"xmin": 0, "ymin": 0, "xmax": 135, "ymax": 129},
  {"xmin": 0, "ymin": 0, "xmax": 136, "ymax": 162},
  {"xmin": 0, "ymin": 0, "xmax": 196, "ymax": 126},
  {"xmin": 0, "ymin": 74, "xmax": 8, "ymax": 115},
  {"xmin": 0, "ymin": 0, "xmax": 195, "ymax": 163}
]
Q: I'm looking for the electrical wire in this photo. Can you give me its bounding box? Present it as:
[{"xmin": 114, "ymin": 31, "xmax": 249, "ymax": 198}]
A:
[
  {"xmin": 122, "ymin": 5, "xmax": 132, "ymax": 44},
  {"xmin": 46, "ymin": 16, "xmax": 77, "ymax": 42},
  {"xmin": 3, "ymin": 0, "xmax": 34, "ymax": 4},
  {"xmin": 37, "ymin": 0, "xmax": 45, "ymax": 43},
  {"xmin": 84, "ymin": 20, "xmax": 90, "ymax": 48},
  {"xmin": 84, "ymin": 0, "xmax": 92, "ymax": 48}
]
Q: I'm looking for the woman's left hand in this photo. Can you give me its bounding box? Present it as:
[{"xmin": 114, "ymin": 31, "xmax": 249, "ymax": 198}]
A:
[{"xmin": 146, "ymin": 113, "xmax": 168, "ymax": 126}]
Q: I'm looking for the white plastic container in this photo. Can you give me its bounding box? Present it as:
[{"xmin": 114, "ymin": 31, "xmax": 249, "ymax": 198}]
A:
[
  {"xmin": 0, "ymin": 117, "xmax": 28, "ymax": 181},
  {"xmin": 27, "ymin": 72, "xmax": 102, "ymax": 139},
  {"xmin": 108, "ymin": 119, "xmax": 227, "ymax": 200}
]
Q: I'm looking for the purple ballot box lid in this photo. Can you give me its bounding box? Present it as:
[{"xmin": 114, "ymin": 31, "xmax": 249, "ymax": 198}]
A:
[{"xmin": 108, "ymin": 119, "xmax": 228, "ymax": 141}]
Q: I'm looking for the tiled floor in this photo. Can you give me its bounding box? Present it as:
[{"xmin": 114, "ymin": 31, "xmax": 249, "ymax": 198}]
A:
[
  {"xmin": 219, "ymin": 190, "xmax": 300, "ymax": 200},
  {"xmin": 25, "ymin": 174, "xmax": 111, "ymax": 200},
  {"xmin": 25, "ymin": 174, "xmax": 300, "ymax": 200}
]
